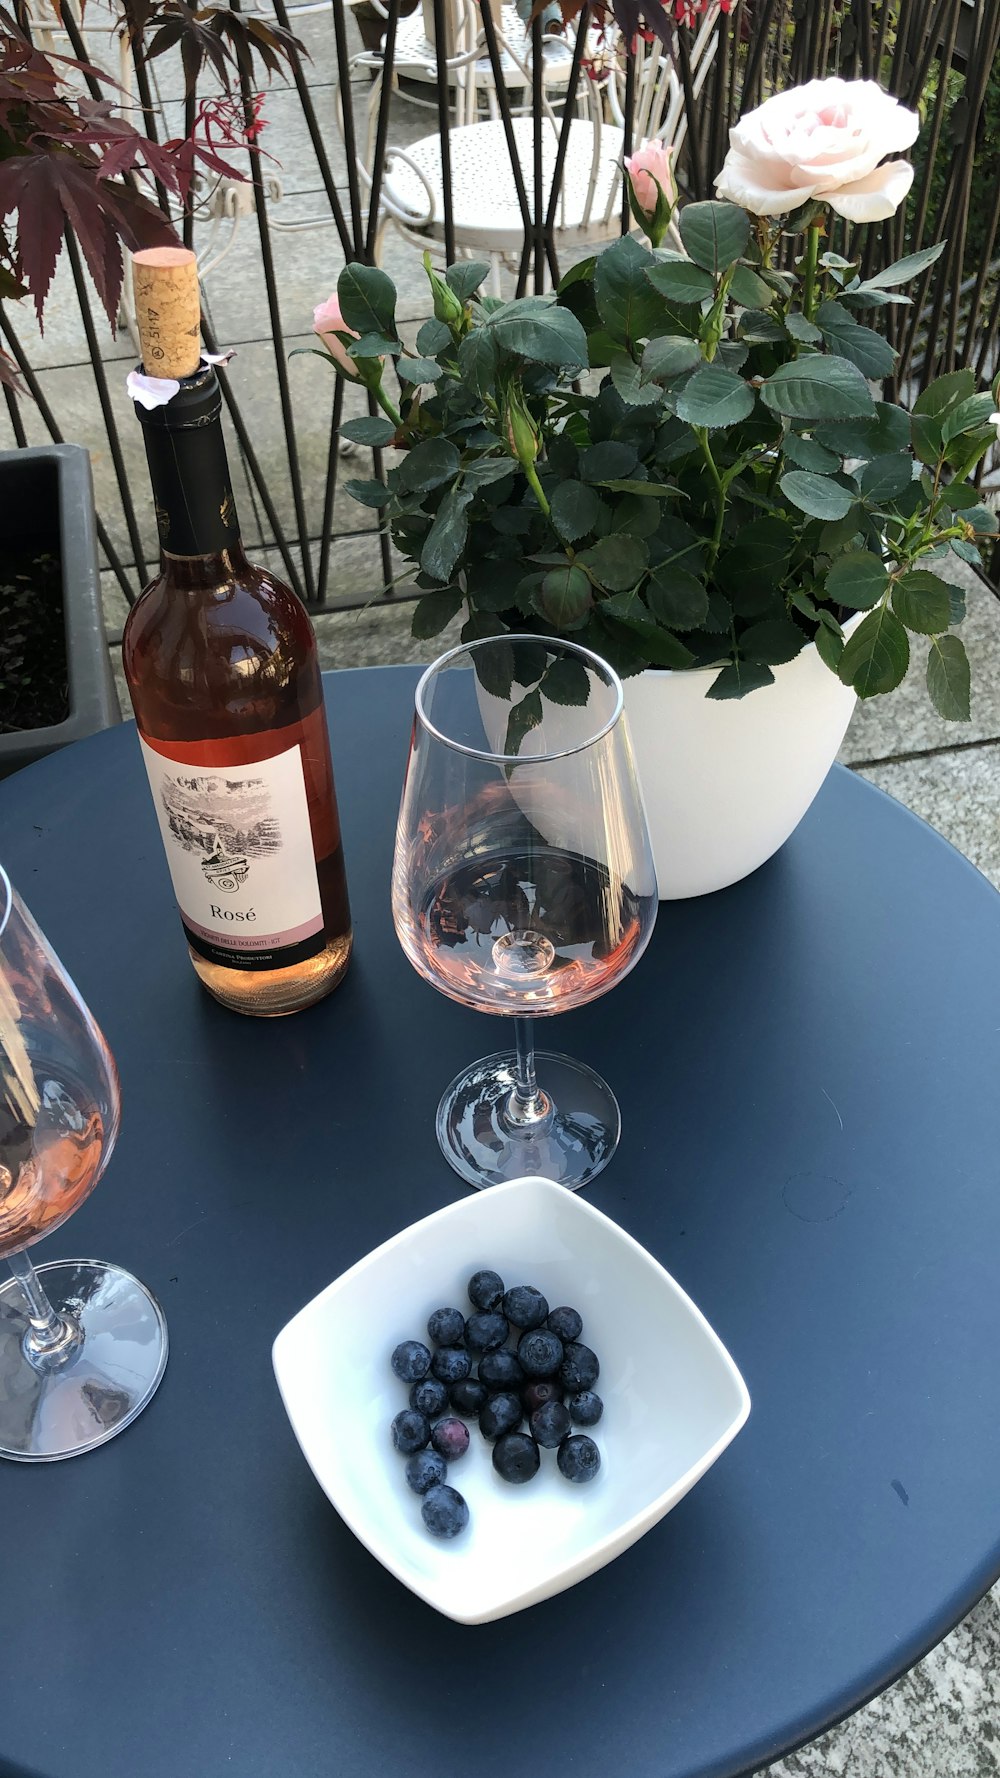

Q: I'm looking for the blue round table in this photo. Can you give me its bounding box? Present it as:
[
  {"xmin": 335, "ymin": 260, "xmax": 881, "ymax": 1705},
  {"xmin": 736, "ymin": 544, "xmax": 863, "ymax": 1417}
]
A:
[{"xmin": 1, "ymin": 666, "xmax": 999, "ymax": 1778}]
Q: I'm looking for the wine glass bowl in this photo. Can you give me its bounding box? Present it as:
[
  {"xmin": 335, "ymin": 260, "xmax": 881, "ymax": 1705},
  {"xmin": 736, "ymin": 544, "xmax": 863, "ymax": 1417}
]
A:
[
  {"xmin": 0, "ymin": 867, "xmax": 168, "ymax": 1461},
  {"xmin": 392, "ymin": 637, "xmax": 657, "ymax": 1190}
]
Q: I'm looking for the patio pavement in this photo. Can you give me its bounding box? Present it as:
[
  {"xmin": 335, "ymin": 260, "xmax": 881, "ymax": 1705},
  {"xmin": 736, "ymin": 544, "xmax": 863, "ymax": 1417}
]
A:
[{"xmin": 3, "ymin": 1, "xmax": 1000, "ymax": 1767}]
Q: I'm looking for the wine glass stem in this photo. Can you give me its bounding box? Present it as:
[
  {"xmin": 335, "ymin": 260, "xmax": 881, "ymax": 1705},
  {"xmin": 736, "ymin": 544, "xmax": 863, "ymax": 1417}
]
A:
[
  {"xmin": 7, "ymin": 1249, "xmax": 81, "ymax": 1367},
  {"xmin": 507, "ymin": 1018, "xmax": 551, "ymax": 1128}
]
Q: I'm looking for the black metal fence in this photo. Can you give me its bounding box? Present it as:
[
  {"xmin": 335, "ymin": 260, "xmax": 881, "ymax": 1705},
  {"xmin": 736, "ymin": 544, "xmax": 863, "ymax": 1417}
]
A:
[{"xmin": 2, "ymin": 0, "xmax": 999, "ymax": 614}]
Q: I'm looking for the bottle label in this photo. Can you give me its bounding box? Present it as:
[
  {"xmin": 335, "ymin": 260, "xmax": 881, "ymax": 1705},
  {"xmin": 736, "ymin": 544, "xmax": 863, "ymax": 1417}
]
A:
[{"xmin": 138, "ymin": 737, "xmax": 325, "ymax": 971}]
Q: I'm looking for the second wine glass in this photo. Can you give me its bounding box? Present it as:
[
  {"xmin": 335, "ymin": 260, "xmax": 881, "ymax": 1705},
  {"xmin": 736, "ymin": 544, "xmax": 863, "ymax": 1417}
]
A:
[{"xmin": 392, "ymin": 636, "xmax": 657, "ymax": 1190}]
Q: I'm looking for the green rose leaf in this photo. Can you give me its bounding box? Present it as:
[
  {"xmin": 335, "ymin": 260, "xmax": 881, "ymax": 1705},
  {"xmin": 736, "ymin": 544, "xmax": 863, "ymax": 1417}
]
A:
[
  {"xmin": 340, "ymin": 415, "xmax": 397, "ymax": 445},
  {"xmin": 343, "ymin": 478, "xmax": 392, "ymax": 508},
  {"xmin": 679, "ymin": 200, "xmax": 750, "ymax": 274},
  {"xmin": 814, "ymin": 621, "xmax": 845, "ymax": 672},
  {"xmin": 816, "ymin": 300, "xmax": 898, "ymax": 378},
  {"xmin": 594, "ymin": 235, "xmax": 664, "ymax": 348},
  {"xmin": 926, "ymin": 633, "xmax": 971, "ymax": 720},
  {"xmin": 739, "ymin": 617, "xmax": 806, "ymax": 665},
  {"xmin": 719, "ymin": 516, "xmax": 797, "ymax": 577},
  {"xmin": 782, "ymin": 433, "xmax": 841, "ymax": 474},
  {"xmin": 463, "ymin": 457, "xmax": 517, "ymax": 488},
  {"xmin": 597, "ymin": 478, "xmax": 678, "ymax": 499},
  {"xmin": 646, "ymin": 565, "xmax": 709, "ymax": 630},
  {"xmin": 579, "ymin": 440, "xmax": 639, "ymax": 482},
  {"xmin": 640, "ymin": 334, "xmax": 703, "ymax": 385},
  {"xmin": 445, "ymin": 260, "xmax": 491, "ymax": 301},
  {"xmin": 599, "ymin": 591, "xmax": 695, "ymax": 667},
  {"xmin": 510, "ymin": 638, "xmax": 549, "ymax": 685},
  {"xmin": 838, "ymin": 605, "xmax": 910, "ymax": 698},
  {"xmin": 859, "ymin": 240, "xmax": 946, "ymax": 288},
  {"xmin": 411, "ymin": 588, "xmax": 463, "ymax": 638},
  {"xmin": 728, "ymin": 263, "xmax": 774, "ymax": 308},
  {"xmin": 911, "ymin": 412, "xmax": 943, "ymax": 466},
  {"xmin": 891, "ymin": 570, "xmax": 952, "ymax": 635},
  {"xmin": 967, "ymin": 503, "xmax": 999, "ymax": 534},
  {"xmin": 675, "ymin": 364, "xmax": 755, "ymax": 429},
  {"xmin": 785, "ymin": 311, "xmax": 822, "ymax": 344},
  {"xmin": 646, "ymin": 258, "xmax": 716, "ymax": 303},
  {"xmin": 941, "ymin": 392, "xmax": 998, "ymax": 444},
  {"xmin": 739, "ymin": 309, "xmax": 788, "ymax": 344},
  {"xmin": 504, "ymin": 689, "xmax": 544, "ymax": 758},
  {"xmin": 540, "ymin": 654, "xmax": 591, "ymax": 707},
  {"xmin": 348, "ymin": 332, "xmax": 399, "ymax": 359},
  {"xmin": 912, "ymin": 369, "xmax": 976, "ymax": 419},
  {"xmin": 396, "ymin": 356, "xmax": 444, "ymax": 384},
  {"xmin": 814, "ymin": 401, "xmax": 910, "ymax": 460},
  {"xmin": 421, "ymin": 485, "xmax": 474, "ymax": 581},
  {"xmin": 825, "ymin": 551, "xmax": 888, "ymax": 610},
  {"xmin": 416, "ymin": 317, "xmax": 452, "ymax": 356},
  {"xmin": 484, "ymin": 297, "xmax": 588, "ymax": 371},
  {"xmin": 399, "ymin": 437, "xmax": 462, "ymax": 493},
  {"xmin": 858, "ymin": 453, "xmax": 914, "ymax": 504},
  {"xmin": 609, "ymin": 351, "xmax": 662, "ymax": 406},
  {"xmin": 537, "ymin": 564, "xmax": 593, "ymax": 629},
  {"xmin": 760, "ymin": 357, "xmax": 876, "ymax": 421},
  {"xmin": 458, "ymin": 327, "xmax": 499, "ymax": 396},
  {"xmin": 550, "ymin": 480, "xmax": 605, "ymax": 543},
  {"xmin": 579, "ymin": 533, "xmax": 649, "ymax": 592},
  {"xmin": 706, "ymin": 659, "xmax": 776, "ymax": 700},
  {"xmin": 337, "ymin": 263, "xmax": 398, "ymax": 339},
  {"xmin": 779, "ymin": 470, "xmax": 854, "ymax": 520}
]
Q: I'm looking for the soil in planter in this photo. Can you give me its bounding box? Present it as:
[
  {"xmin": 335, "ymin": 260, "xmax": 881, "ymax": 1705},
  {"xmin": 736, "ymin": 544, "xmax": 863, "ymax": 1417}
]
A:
[{"xmin": 0, "ymin": 549, "xmax": 69, "ymax": 733}]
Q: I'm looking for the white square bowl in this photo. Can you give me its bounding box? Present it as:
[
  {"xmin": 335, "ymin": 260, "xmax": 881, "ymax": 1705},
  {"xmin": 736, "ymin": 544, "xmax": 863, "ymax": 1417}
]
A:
[{"xmin": 272, "ymin": 1176, "xmax": 750, "ymax": 1624}]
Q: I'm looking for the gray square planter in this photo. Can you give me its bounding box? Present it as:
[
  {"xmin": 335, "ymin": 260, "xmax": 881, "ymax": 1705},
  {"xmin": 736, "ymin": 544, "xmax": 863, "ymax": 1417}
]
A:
[{"xmin": 0, "ymin": 443, "xmax": 121, "ymax": 777}]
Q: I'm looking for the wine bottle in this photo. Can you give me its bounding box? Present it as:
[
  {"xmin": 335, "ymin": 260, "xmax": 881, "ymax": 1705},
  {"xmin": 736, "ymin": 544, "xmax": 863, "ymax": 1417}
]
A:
[{"xmin": 122, "ymin": 246, "xmax": 351, "ymax": 1016}]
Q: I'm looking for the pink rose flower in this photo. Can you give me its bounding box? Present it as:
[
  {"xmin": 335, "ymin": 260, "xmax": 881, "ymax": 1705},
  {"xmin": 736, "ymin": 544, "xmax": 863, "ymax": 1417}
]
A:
[
  {"xmin": 624, "ymin": 140, "xmax": 676, "ymax": 221},
  {"xmin": 313, "ymin": 293, "xmax": 360, "ymax": 378},
  {"xmin": 714, "ymin": 77, "xmax": 918, "ymax": 222}
]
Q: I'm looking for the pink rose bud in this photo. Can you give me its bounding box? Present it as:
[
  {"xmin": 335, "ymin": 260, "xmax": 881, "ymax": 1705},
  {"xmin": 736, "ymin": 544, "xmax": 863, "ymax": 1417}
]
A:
[
  {"xmin": 624, "ymin": 140, "xmax": 676, "ymax": 222},
  {"xmin": 313, "ymin": 293, "xmax": 361, "ymax": 378}
]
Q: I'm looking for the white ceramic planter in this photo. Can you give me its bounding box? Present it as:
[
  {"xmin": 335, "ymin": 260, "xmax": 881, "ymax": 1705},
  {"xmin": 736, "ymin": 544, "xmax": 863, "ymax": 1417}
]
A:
[{"xmin": 623, "ymin": 617, "xmax": 862, "ymax": 901}]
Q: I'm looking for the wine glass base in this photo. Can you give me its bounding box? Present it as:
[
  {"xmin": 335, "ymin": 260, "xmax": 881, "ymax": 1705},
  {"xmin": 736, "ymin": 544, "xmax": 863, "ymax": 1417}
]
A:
[
  {"xmin": 0, "ymin": 1260, "xmax": 168, "ymax": 1462},
  {"xmin": 436, "ymin": 1050, "xmax": 620, "ymax": 1192}
]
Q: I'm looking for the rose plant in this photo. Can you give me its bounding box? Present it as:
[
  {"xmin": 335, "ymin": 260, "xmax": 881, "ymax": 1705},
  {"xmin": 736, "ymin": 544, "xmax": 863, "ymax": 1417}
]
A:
[{"xmin": 320, "ymin": 78, "xmax": 998, "ymax": 733}]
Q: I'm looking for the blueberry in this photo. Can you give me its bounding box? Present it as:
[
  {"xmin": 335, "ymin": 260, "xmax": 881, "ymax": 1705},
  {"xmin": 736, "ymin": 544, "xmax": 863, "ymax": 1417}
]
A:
[
  {"xmin": 558, "ymin": 1341, "xmax": 600, "ymax": 1393},
  {"xmin": 557, "ymin": 1434, "xmax": 601, "ymax": 1484},
  {"xmin": 421, "ymin": 1484, "xmax": 470, "ymax": 1539},
  {"xmin": 517, "ymin": 1329, "xmax": 564, "ymax": 1378},
  {"xmin": 530, "ymin": 1400, "xmax": 572, "ymax": 1448},
  {"xmin": 450, "ymin": 1378, "xmax": 488, "ymax": 1417},
  {"xmin": 546, "ymin": 1305, "xmax": 583, "ymax": 1343},
  {"xmin": 430, "ymin": 1345, "xmax": 472, "ymax": 1384},
  {"xmin": 569, "ymin": 1390, "xmax": 603, "ymax": 1427},
  {"xmin": 431, "ymin": 1416, "xmax": 471, "ymax": 1461},
  {"xmin": 390, "ymin": 1340, "xmax": 431, "ymax": 1383},
  {"xmin": 427, "ymin": 1306, "xmax": 466, "ymax": 1347},
  {"xmin": 479, "ymin": 1391, "xmax": 523, "ymax": 1440},
  {"xmin": 492, "ymin": 1432, "xmax": 541, "ymax": 1484},
  {"xmin": 468, "ymin": 1269, "xmax": 504, "ymax": 1312},
  {"xmin": 502, "ymin": 1285, "xmax": 549, "ymax": 1330},
  {"xmin": 409, "ymin": 1377, "xmax": 449, "ymax": 1418},
  {"xmin": 478, "ymin": 1349, "xmax": 524, "ymax": 1392},
  {"xmin": 522, "ymin": 1379, "xmax": 563, "ymax": 1415},
  {"xmin": 465, "ymin": 1311, "xmax": 509, "ymax": 1355},
  {"xmin": 405, "ymin": 1449, "xmax": 447, "ymax": 1495},
  {"xmin": 390, "ymin": 1408, "xmax": 430, "ymax": 1455}
]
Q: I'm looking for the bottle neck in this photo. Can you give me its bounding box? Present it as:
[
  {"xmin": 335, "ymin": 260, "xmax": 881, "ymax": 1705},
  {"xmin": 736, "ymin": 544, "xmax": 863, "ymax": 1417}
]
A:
[{"xmin": 135, "ymin": 367, "xmax": 243, "ymax": 561}]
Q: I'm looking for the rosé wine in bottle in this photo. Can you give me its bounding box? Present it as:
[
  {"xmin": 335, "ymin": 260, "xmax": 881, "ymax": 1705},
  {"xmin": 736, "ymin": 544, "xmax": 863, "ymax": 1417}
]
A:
[{"xmin": 122, "ymin": 248, "xmax": 351, "ymax": 1016}]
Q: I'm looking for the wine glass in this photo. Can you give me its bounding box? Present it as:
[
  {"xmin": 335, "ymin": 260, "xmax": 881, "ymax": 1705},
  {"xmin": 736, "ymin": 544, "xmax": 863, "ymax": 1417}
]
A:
[
  {"xmin": 0, "ymin": 866, "xmax": 168, "ymax": 1461},
  {"xmin": 392, "ymin": 635, "xmax": 658, "ymax": 1190}
]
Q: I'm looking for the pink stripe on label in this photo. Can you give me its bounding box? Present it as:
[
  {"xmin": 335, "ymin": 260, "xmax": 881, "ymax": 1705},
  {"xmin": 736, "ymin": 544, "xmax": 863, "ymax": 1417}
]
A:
[{"xmin": 184, "ymin": 912, "xmax": 324, "ymax": 951}]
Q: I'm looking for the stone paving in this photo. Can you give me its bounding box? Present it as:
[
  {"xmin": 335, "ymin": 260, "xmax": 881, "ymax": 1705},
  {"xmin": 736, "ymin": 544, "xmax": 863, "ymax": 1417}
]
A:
[{"xmin": 5, "ymin": 2, "xmax": 1000, "ymax": 1768}]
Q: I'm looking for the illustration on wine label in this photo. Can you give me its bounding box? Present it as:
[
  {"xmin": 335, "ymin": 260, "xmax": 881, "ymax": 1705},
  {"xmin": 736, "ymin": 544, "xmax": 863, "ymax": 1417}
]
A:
[{"xmin": 139, "ymin": 738, "xmax": 326, "ymax": 971}]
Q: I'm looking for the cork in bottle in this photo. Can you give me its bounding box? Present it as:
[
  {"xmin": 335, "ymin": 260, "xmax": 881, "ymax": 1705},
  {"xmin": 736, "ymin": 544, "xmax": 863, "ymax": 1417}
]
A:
[{"xmin": 132, "ymin": 247, "xmax": 202, "ymax": 379}]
